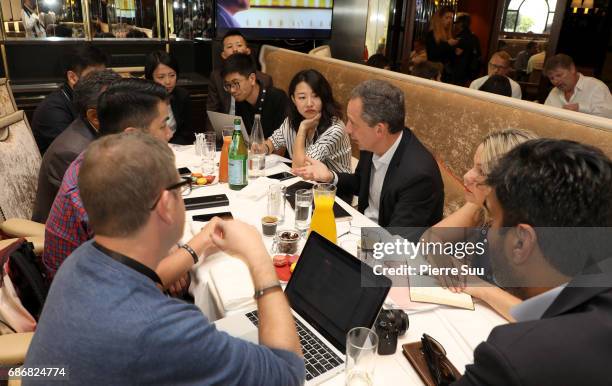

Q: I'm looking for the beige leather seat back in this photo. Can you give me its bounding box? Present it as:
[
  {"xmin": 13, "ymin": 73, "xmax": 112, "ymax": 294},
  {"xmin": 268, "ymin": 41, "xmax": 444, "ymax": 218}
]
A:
[{"xmin": 0, "ymin": 111, "xmax": 42, "ymax": 222}]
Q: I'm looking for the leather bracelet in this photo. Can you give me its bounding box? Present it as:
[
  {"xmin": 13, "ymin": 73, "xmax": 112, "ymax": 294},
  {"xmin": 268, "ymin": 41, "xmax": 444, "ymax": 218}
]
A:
[
  {"xmin": 253, "ymin": 282, "xmax": 282, "ymax": 299},
  {"xmin": 179, "ymin": 243, "xmax": 199, "ymax": 264},
  {"xmin": 264, "ymin": 142, "xmax": 272, "ymax": 155}
]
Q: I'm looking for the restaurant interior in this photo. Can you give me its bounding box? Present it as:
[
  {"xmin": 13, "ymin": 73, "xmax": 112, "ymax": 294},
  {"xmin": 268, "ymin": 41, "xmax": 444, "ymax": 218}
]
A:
[{"xmin": 0, "ymin": 0, "xmax": 612, "ymax": 386}]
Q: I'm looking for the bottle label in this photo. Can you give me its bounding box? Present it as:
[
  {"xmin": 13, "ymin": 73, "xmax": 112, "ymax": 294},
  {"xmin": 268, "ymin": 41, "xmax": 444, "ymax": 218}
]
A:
[{"xmin": 228, "ymin": 158, "xmax": 247, "ymax": 185}]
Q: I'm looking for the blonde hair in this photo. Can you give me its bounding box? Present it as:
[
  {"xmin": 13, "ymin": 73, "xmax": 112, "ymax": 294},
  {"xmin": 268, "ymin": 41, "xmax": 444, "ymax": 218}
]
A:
[
  {"xmin": 430, "ymin": 8, "xmax": 453, "ymax": 44},
  {"xmin": 480, "ymin": 129, "xmax": 538, "ymax": 176},
  {"xmin": 491, "ymin": 51, "xmax": 512, "ymax": 67}
]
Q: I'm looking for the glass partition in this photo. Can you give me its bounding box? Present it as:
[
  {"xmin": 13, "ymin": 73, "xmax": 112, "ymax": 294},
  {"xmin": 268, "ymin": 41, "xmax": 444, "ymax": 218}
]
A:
[
  {"xmin": 1, "ymin": 0, "xmax": 86, "ymax": 38},
  {"xmin": 89, "ymin": 0, "xmax": 160, "ymax": 38},
  {"xmin": 0, "ymin": 0, "xmax": 216, "ymax": 40},
  {"xmin": 168, "ymin": 0, "xmax": 213, "ymax": 40}
]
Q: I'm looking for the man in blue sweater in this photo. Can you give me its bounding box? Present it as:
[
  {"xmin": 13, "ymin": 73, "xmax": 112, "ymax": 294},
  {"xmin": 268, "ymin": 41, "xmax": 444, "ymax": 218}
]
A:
[{"xmin": 24, "ymin": 132, "xmax": 305, "ymax": 385}]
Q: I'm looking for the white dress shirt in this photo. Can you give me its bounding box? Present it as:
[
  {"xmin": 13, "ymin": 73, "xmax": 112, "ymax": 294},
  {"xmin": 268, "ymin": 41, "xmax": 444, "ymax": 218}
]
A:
[
  {"xmin": 544, "ymin": 73, "xmax": 612, "ymax": 119},
  {"xmin": 363, "ymin": 132, "xmax": 403, "ymax": 223},
  {"xmin": 470, "ymin": 75, "xmax": 522, "ymax": 99},
  {"xmin": 510, "ymin": 284, "xmax": 567, "ymax": 322}
]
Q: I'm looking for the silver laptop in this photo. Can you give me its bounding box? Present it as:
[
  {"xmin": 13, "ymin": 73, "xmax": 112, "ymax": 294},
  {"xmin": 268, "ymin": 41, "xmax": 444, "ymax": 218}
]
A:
[
  {"xmin": 215, "ymin": 231, "xmax": 392, "ymax": 384},
  {"xmin": 206, "ymin": 110, "xmax": 250, "ymax": 143}
]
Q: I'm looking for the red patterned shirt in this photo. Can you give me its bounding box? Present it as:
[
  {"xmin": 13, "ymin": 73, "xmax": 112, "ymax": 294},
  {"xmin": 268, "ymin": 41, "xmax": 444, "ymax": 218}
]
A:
[{"xmin": 42, "ymin": 152, "xmax": 92, "ymax": 281}]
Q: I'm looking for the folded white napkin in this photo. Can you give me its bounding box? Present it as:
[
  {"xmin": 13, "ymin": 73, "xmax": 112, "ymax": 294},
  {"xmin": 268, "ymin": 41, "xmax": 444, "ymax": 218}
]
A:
[
  {"xmin": 210, "ymin": 260, "xmax": 255, "ymax": 311},
  {"xmin": 265, "ymin": 153, "xmax": 292, "ymax": 167},
  {"xmin": 235, "ymin": 177, "xmax": 276, "ymax": 200}
]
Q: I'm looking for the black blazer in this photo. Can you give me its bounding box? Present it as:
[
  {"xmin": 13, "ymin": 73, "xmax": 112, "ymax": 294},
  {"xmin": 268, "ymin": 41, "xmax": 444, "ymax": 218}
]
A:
[
  {"xmin": 455, "ymin": 284, "xmax": 612, "ymax": 386},
  {"xmin": 31, "ymin": 83, "xmax": 78, "ymax": 154},
  {"xmin": 336, "ymin": 128, "xmax": 444, "ymax": 236},
  {"xmin": 169, "ymin": 86, "xmax": 195, "ymax": 145}
]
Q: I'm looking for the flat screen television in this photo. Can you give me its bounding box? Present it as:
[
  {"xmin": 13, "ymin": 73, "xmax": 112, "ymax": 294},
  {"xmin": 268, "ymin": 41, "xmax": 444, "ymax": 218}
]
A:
[{"xmin": 216, "ymin": 0, "xmax": 333, "ymax": 39}]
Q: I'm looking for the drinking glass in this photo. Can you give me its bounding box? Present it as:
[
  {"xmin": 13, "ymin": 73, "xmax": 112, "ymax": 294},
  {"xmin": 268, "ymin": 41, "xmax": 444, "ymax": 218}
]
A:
[
  {"xmin": 267, "ymin": 184, "xmax": 286, "ymax": 223},
  {"xmin": 345, "ymin": 327, "xmax": 378, "ymax": 386},
  {"xmin": 201, "ymin": 139, "xmax": 216, "ymax": 176},
  {"xmin": 294, "ymin": 189, "xmax": 313, "ymax": 232},
  {"xmin": 248, "ymin": 151, "xmax": 266, "ymax": 178},
  {"xmin": 310, "ymin": 183, "xmax": 337, "ymax": 243},
  {"xmin": 219, "ymin": 127, "xmax": 233, "ymax": 183}
]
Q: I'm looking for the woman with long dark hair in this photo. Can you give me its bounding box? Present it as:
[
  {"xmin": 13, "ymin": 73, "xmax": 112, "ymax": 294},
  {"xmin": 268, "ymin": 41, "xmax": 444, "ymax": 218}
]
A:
[
  {"xmin": 264, "ymin": 69, "xmax": 351, "ymax": 173},
  {"xmin": 145, "ymin": 51, "xmax": 195, "ymax": 144}
]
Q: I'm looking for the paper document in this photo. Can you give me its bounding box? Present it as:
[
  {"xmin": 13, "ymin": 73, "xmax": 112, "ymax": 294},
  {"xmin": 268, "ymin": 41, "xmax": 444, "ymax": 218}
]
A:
[{"xmin": 409, "ymin": 285, "xmax": 474, "ymax": 310}]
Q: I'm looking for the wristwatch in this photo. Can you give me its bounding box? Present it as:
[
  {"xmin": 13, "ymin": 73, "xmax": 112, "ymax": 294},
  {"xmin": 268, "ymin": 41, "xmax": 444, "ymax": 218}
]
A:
[
  {"xmin": 253, "ymin": 282, "xmax": 282, "ymax": 299},
  {"xmin": 179, "ymin": 243, "xmax": 199, "ymax": 264}
]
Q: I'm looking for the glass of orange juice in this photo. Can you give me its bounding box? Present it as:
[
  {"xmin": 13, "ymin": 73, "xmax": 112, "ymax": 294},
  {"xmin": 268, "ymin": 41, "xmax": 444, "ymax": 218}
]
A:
[
  {"xmin": 309, "ymin": 183, "xmax": 337, "ymax": 243},
  {"xmin": 219, "ymin": 127, "xmax": 233, "ymax": 183}
]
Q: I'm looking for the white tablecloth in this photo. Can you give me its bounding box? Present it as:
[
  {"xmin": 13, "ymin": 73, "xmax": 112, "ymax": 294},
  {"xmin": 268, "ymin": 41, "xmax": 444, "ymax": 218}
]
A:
[{"xmin": 175, "ymin": 145, "xmax": 506, "ymax": 385}]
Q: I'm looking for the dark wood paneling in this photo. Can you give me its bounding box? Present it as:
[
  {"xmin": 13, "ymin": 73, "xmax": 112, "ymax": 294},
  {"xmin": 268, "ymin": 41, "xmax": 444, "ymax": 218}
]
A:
[{"xmin": 328, "ymin": 0, "xmax": 369, "ymax": 63}]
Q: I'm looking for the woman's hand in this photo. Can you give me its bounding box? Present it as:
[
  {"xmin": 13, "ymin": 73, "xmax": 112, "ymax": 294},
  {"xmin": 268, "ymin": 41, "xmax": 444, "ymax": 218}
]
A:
[{"xmin": 298, "ymin": 113, "xmax": 321, "ymax": 137}]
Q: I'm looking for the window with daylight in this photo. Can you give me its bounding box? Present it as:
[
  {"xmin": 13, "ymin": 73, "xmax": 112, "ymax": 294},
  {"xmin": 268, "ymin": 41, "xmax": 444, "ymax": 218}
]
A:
[{"xmin": 504, "ymin": 0, "xmax": 557, "ymax": 34}]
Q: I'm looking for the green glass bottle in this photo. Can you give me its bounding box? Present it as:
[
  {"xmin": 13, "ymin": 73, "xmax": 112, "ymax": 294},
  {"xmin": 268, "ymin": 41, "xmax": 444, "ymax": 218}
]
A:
[{"xmin": 228, "ymin": 118, "xmax": 248, "ymax": 190}]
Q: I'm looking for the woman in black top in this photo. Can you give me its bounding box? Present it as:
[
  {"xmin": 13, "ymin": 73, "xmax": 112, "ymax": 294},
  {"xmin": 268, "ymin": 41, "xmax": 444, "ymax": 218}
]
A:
[
  {"xmin": 145, "ymin": 51, "xmax": 195, "ymax": 145},
  {"xmin": 425, "ymin": 6, "xmax": 458, "ymax": 82}
]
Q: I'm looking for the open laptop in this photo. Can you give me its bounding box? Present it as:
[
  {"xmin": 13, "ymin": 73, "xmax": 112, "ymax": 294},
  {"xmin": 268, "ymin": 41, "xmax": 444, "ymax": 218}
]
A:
[
  {"xmin": 215, "ymin": 231, "xmax": 391, "ymax": 384},
  {"xmin": 207, "ymin": 111, "xmax": 250, "ymax": 143}
]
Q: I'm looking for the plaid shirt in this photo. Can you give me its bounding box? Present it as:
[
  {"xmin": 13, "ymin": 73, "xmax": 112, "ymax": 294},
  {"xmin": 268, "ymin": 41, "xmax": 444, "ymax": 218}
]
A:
[{"xmin": 42, "ymin": 152, "xmax": 93, "ymax": 280}]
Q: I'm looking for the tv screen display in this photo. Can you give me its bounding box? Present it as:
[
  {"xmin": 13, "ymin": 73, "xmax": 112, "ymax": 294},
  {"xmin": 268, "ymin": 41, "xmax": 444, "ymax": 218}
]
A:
[{"xmin": 216, "ymin": 0, "xmax": 333, "ymax": 39}]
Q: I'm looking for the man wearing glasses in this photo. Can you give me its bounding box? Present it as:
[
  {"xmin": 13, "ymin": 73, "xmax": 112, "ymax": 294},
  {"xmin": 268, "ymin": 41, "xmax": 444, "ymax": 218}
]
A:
[
  {"xmin": 469, "ymin": 51, "xmax": 522, "ymax": 99},
  {"xmin": 206, "ymin": 30, "xmax": 273, "ymax": 123},
  {"xmin": 25, "ymin": 132, "xmax": 304, "ymax": 385},
  {"xmin": 452, "ymin": 139, "xmax": 612, "ymax": 385},
  {"xmin": 43, "ymin": 78, "xmax": 212, "ymax": 296},
  {"xmin": 221, "ymin": 53, "xmax": 289, "ymax": 137}
]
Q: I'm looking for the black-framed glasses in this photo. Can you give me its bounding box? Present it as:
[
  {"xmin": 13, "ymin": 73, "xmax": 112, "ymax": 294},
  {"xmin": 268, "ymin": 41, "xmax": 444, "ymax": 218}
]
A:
[
  {"xmin": 149, "ymin": 177, "xmax": 192, "ymax": 210},
  {"xmin": 488, "ymin": 62, "xmax": 508, "ymax": 71},
  {"xmin": 421, "ymin": 334, "xmax": 458, "ymax": 386}
]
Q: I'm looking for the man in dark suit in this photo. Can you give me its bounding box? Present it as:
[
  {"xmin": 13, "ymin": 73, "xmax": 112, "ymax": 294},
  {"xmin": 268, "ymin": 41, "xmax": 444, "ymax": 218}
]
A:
[
  {"xmin": 206, "ymin": 30, "xmax": 272, "ymax": 127},
  {"xmin": 293, "ymin": 79, "xmax": 444, "ymax": 233},
  {"xmin": 453, "ymin": 139, "xmax": 612, "ymax": 386},
  {"xmin": 32, "ymin": 69, "xmax": 121, "ymax": 223},
  {"xmin": 31, "ymin": 46, "xmax": 107, "ymax": 154}
]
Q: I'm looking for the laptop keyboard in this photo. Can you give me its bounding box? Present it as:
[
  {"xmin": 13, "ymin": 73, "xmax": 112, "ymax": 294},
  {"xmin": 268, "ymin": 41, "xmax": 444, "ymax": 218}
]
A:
[{"xmin": 245, "ymin": 310, "xmax": 344, "ymax": 381}]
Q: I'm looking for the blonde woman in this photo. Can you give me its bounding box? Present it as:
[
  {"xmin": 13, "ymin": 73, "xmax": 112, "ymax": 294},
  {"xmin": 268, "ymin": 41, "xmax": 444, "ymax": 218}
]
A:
[
  {"xmin": 433, "ymin": 129, "xmax": 538, "ymax": 321},
  {"xmin": 425, "ymin": 6, "xmax": 457, "ymax": 81}
]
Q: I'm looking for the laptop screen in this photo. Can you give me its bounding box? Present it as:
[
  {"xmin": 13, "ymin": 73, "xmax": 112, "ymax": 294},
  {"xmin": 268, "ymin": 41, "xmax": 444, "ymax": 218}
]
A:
[{"xmin": 285, "ymin": 231, "xmax": 392, "ymax": 354}]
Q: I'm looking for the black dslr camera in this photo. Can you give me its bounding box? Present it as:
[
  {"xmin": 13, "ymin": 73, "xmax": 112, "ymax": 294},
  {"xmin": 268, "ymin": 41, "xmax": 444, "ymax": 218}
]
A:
[{"xmin": 374, "ymin": 309, "xmax": 409, "ymax": 355}]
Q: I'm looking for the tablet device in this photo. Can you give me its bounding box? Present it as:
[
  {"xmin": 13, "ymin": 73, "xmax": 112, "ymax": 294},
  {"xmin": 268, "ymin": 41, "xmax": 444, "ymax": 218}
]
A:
[
  {"xmin": 178, "ymin": 167, "xmax": 192, "ymax": 176},
  {"xmin": 267, "ymin": 171, "xmax": 295, "ymax": 181},
  {"xmin": 192, "ymin": 212, "xmax": 233, "ymax": 222},
  {"xmin": 285, "ymin": 181, "xmax": 352, "ymax": 221},
  {"xmin": 184, "ymin": 194, "xmax": 230, "ymax": 211}
]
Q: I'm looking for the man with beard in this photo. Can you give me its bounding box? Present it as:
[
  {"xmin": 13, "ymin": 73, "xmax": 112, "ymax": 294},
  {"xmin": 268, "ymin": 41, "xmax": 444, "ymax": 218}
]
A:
[{"xmin": 453, "ymin": 139, "xmax": 612, "ymax": 385}]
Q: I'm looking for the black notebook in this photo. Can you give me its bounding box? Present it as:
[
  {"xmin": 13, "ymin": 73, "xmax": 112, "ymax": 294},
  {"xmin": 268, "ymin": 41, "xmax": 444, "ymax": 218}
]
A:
[
  {"xmin": 184, "ymin": 194, "xmax": 229, "ymax": 211},
  {"xmin": 285, "ymin": 181, "xmax": 352, "ymax": 221}
]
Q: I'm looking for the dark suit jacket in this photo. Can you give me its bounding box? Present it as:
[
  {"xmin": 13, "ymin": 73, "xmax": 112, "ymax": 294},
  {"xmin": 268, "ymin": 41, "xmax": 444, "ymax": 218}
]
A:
[
  {"xmin": 337, "ymin": 128, "xmax": 444, "ymax": 235},
  {"xmin": 169, "ymin": 86, "xmax": 195, "ymax": 145},
  {"xmin": 206, "ymin": 68, "xmax": 273, "ymax": 121},
  {"xmin": 32, "ymin": 118, "xmax": 96, "ymax": 223},
  {"xmin": 32, "ymin": 83, "xmax": 78, "ymax": 154},
  {"xmin": 455, "ymin": 284, "xmax": 612, "ymax": 386}
]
